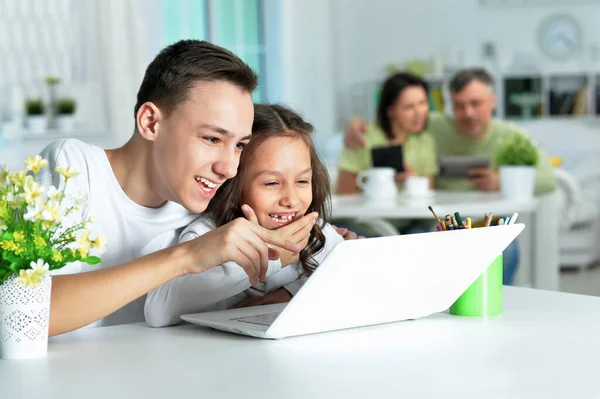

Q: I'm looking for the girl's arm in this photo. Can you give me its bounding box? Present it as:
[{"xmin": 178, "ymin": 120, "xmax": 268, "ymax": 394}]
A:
[{"xmin": 144, "ymin": 226, "xmax": 283, "ymax": 328}]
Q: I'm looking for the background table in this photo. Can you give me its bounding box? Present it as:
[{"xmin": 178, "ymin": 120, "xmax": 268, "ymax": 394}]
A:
[
  {"xmin": 2, "ymin": 287, "xmax": 599, "ymax": 399},
  {"xmin": 331, "ymin": 191, "xmax": 560, "ymax": 290}
]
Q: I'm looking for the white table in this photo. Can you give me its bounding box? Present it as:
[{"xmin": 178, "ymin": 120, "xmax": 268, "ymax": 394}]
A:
[
  {"xmin": 331, "ymin": 191, "xmax": 560, "ymax": 291},
  {"xmin": 2, "ymin": 287, "xmax": 599, "ymax": 398}
]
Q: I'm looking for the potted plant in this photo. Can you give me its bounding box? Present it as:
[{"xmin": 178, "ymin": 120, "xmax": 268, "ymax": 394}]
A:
[
  {"xmin": 25, "ymin": 98, "xmax": 46, "ymax": 134},
  {"xmin": 0, "ymin": 157, "xmax": 105, "ymax": 359},
  {"xmin": 493, "ymin": 134, "xmax": 539, "ymax": 201},
  {"xmin": 45, "ymin": 76, "xmax": 61, "ymax": 129},
  {"xmin": 56, "ymin": 98, "xmax": 76, "ymax": 131}
]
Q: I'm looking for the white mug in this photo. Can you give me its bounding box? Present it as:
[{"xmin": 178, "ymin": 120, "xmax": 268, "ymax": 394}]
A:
[
  {"xmin": 356, "ymin": 168, "xmax": 397, "ymax": 200},
  {"xmin": 405, "ymin": 176, "xmax": 431, "ymax": 197}
]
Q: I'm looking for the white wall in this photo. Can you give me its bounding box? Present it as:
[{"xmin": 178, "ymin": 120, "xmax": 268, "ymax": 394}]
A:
[
  {"xmin": 331, "ymin": 0, "xmax": 600, "ymax": 89},
  {"xmin": 277, "ymin": 0, "xmax": 338, "ymax": 136}
]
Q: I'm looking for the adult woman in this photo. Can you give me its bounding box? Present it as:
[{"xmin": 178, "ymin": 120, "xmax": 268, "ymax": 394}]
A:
[{"xmin": 337, "ymin": 72, "xmax": 438, "ymax": 193}]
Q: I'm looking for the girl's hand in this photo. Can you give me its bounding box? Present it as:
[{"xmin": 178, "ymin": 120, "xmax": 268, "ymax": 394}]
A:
[
  {"xmin": 182, "ymin": 211, "xmax": 315, "ymax": 285},
  {"xmin": 242, "ymin": 205, "xmax": 317, "ymax": 267},
  {"xmin": 394, "ymin": 162, "xmax": 416, "ymax": 186},
  {"xmin": 228, "ymin": 288, "xmax": 292, "ymax": 309}
]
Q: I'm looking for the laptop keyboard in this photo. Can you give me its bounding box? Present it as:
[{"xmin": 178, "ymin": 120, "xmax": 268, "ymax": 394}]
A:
[{"xmin": 231, "ymin": 312, "xmax": 281, "ymax": 327}]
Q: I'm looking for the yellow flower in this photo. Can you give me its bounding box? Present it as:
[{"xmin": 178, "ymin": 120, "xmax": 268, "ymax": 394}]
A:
[
  {"xmin": 13, "ymin": 231, "xmax": 24, "ymax": 241},
  {"xmin": 23, "ymin": 179, "xmax": 45, "ymax": 204},
  {"xmin": 77, "ymin": 230, "xmax": 93, "ymax": 258},
  {"xmin": 0, "ymin": 241, "xmax": 17, "ymax": 251},
  {"xmin": 9, "ymin": 171, "xmax": 26, "ymax": 187},
  {"xmin": 52, "ymin": 252, "xmax": 63, "ymax": 262},
  {"xmin": 0, "ymin": 165, "xmax": 9, "ymax": 185},
  {"xmin": 56, "ymin": 166, "xmax": 79, "ymax": 180},
  {"xmin": 15, "ymin": 269, "xmax": 43, "ymax": 289},
  {"xmin": 92, "ymin": 232, "xmax": 107, "ymax": 254},
  {"xmin": 34, "ymin": 236, "xmax": 47, "ymax": 247},
  {"xmin": 24, "ymin": 155, "xmax": 48, "ymax": 174}
]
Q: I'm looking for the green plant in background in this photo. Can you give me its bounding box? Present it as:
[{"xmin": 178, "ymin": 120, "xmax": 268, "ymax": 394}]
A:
[
  {"xmin": 403, "ymin": 59, "xmax": 429, "ymax": 77},
  {"xmin": 57, "ymin": 99, "xmax": 76, "ymax": 115},
  {"xmin": 44, "ymin": 76, "xmax": 61, "ymax": 86},
  {"xmin": 494, "ymin": 134, "xmax": 539, "ymax": 167},
  {"xmin": 25, "ymin": 99, "xmax": 45, "ymax": 116}
]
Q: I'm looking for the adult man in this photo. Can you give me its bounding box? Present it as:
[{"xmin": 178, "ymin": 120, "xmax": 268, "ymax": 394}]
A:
[
  {"xmin": 344, "ymin": 68, "xmax": 556, "ymax": 194},
  {"xmin": 38, "ymin": 40, "xmax": 314, "ymax": 336}
]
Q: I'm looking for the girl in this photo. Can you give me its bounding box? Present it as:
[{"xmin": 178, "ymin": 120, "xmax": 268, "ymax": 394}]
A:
[{"xmin": 143, "ymin": 104, "xmax": 345, "ymax": 327}]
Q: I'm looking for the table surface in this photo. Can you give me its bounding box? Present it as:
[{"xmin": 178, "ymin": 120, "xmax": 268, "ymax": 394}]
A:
[
  {"xmin": 331, "ymin": 191, "xmax": 536, "ymax": 219},
  {"xmin": 3, "ymin": 287, "xmax": 600, "ymax": 399}
]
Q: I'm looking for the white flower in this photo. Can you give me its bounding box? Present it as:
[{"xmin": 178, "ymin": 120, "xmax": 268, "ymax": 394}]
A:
[
  {"xmin": 23, "ymin": 179, "xmax": 45, "ymax": 204},
  {"xmin": 30, "ymin": 259, "xmax": 50, "ymax": 276},
  {"xmin": 0, "ymin": 218, "xmax": 7, "ymax": 232},
  {"xmin": 5, "ymin": 192, "xmax": 23, "ymax": 207},
  {"xmin": 42, "ymin": 200, "xmax": 63, "ymax": 224},
  {"xmin": 72, "ymin": 191, "xmax": 88, "ymax": 206},
  {"xmin": 15, "ymin": 261, "xmax": 48, "ymax": 289},
  {"xmin": 24, "ymin": 199, "xmax": 46, "ymax": 222},
  {"xmin": 46, "ymin": 186, "xmax": 61, "ymax": 201},
  {"xmin": 91, "ymin": 232, "xmax": 107, "ymax": 254}
]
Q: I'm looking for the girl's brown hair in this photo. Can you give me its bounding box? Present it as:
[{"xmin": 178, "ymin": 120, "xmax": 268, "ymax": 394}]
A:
[{"xmin": 207, "ymin": 104, "xmax": 331, "ymax": 274}]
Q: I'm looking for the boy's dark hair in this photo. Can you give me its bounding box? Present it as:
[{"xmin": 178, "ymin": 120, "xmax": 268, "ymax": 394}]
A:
[
  {"xmin": 376, "ymin": 72, "xmax": 429, "ymax": 139},
  {"xmin": 449, "ymin": 68, "xmax": 494, "ymax": 93},
  {"xmin": 207, "ymin": 104, "xmax": 331, "ymax": 275},
  {"xmin": 134, "ymin": 40, "xmax": 258, "ymax": 121}
]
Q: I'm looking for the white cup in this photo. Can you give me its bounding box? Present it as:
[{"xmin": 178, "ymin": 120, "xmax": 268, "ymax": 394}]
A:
[
  {"xmin": 405, "ymin": 176, "xmax": 431, "ymax": 197},
  {"xmin": 356, "ymin": 168, "xmax": 397, "ymax": 200}
]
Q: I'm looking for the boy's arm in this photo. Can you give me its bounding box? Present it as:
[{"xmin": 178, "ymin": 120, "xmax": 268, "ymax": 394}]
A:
[{"xmin": 144, "ymin": 229, "xmax": 282, "ymax": 328}]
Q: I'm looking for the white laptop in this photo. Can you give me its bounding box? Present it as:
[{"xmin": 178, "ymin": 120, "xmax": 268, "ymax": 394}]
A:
[{"xmin": 181, "ymin": 224, "xmax": 524, "ymax": 339}]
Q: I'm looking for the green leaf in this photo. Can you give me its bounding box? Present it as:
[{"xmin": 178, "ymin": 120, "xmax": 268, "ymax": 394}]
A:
[
  {"xmin": 0, "ymin": 269, "xmax": 14, "ymax": 285},
  {"xmin": 82, "ymin": 256, "xmax": 102, "ymax": 265}
]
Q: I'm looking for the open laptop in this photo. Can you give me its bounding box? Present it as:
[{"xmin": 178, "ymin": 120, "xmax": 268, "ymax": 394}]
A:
[{"xmin": 182, "ymin": 224, "xmax": 524, "ymax": 339}]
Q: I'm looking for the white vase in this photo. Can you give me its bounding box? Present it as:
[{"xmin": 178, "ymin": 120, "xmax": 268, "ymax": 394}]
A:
[
  {"xmin": 26, "ymin": 115, "xmax": 47, "ymax": 135},
  {"xmin": 499, "ymin": 166, "xmax": 536, "ymax": 201},
  {"xmin": 0, "ymin": 274, "xmax": 52, "ymax": 359},
  {"xmin": 56, "ymin": 115, "xmax": 74, "ymax": 132}
]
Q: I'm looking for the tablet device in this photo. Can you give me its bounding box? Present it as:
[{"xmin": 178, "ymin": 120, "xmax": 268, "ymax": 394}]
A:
[
  {"xmin": 438, "ymin": 156, "xmax": 491, "ymax": 179},
  {"xmin": 371, "ymin": 145, "xmax": 404, "ymax": 173}
]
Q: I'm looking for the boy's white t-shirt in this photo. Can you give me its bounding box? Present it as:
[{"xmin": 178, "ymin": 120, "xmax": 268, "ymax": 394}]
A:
[
  {"xmin": 36, "ymin": 139, "xmax": 197, "ymax": 327},
  {"xmin": 141, "ymin": 215, "xmax": 344, "ymax": 327}
]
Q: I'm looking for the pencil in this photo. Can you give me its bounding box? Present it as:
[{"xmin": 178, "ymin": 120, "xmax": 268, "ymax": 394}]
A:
[
  {"xmin": 508, "ymin": 212, "xmax": 519, "ymax": 225},
  {"xmin": 466, "ymin": 217, "xmax": 472, "ymax": 229},
  {"xmin": 428, "ymin": 206, "xmax": 444, "ymax": 230},
  {"xmin": 454, "ymin": 212, "xmax": 463, "ymax": 227},
  {"xmin": 498, "ymin": 218, "xmax": 505, "ymax": 226},
  {"xmin": 451, "ymin": 216, "xmax": 458, "ymax": 228},
  {"xmin": 483, "ymin": 212, "xmax": 492, "ymax": 227}
]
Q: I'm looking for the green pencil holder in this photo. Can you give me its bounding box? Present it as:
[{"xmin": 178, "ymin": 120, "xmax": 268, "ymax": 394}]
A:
[{"xmin": 449, "ymin": 255, "xmax": 503, "ymax": 317}]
